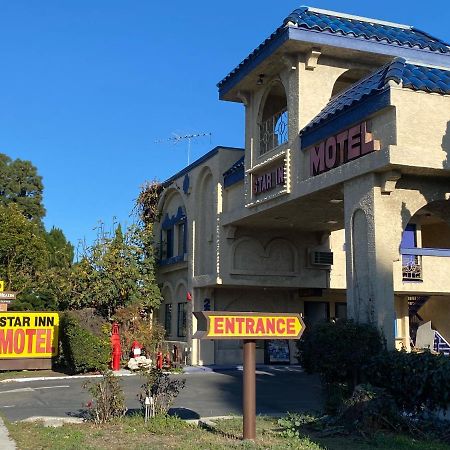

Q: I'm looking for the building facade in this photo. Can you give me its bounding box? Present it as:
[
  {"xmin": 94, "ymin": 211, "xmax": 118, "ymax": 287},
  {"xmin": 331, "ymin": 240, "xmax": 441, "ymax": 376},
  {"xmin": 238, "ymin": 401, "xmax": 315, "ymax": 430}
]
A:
[{"xmin": 155, "ymin": 6, "xmax": 450, "ymax": 365}]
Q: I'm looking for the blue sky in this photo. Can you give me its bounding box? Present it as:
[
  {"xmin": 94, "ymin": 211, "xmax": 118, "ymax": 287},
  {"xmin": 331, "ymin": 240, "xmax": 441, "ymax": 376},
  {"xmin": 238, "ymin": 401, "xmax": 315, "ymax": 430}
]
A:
[{"xmin": 0, "ymin": 1, "xmax": 449, "ymax": 248}]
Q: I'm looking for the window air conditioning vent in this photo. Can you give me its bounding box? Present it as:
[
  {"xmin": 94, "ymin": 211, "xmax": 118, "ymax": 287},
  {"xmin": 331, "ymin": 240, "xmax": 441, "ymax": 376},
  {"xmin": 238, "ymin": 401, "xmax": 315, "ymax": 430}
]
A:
[{"xmin": 311, "ymin": 251, "xmax": 333, "ymax": 266}]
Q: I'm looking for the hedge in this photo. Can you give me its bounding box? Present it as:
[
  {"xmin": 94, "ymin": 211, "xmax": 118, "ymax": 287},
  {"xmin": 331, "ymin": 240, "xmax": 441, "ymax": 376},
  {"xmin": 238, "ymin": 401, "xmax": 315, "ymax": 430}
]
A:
[{"xmin": 60, "ymin": 312, "xmax": 110, "ymax": 373}]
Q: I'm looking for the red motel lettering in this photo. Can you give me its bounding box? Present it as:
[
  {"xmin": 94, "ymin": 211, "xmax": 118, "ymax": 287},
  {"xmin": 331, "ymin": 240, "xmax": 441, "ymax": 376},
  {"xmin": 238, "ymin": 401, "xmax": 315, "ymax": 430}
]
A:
[{"xmin": 309, "ymin": 121, "xmax": 380, "ymax": 176}]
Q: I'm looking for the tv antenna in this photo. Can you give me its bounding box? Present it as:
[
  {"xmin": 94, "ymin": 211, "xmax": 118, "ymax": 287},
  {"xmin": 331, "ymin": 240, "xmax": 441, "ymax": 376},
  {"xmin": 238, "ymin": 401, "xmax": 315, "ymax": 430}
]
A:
[{"xmin": 155, "ymin": 132, "xmax": 212, "ymax": 165}]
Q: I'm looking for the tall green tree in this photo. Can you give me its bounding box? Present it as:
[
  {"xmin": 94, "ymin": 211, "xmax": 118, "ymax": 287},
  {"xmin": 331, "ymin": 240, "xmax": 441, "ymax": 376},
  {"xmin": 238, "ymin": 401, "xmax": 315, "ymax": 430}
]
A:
[
  {"xmin": 0, "ymin": 203, "xmax": 48, "ymax": 292},
  {"xmin": 0, "ymin": 153, "xmax": 45, "ymax": 223},
  {"xmin": 65, "ymin": 223, "xmax": 160, "ymax": 319},
  {"xmin": 45, "ymin": 227, "xmax": 74, "ymax": 268}
]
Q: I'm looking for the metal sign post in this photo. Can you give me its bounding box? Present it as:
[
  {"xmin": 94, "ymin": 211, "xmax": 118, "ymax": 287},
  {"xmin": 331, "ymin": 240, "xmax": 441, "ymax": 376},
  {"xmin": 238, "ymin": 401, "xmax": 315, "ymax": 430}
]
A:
[
  {"xmin": 243, "ymin": 339, "xmax": 256, "ymax": 440},
  {"xmin": 193, "ymin": 311, "xmax": 305, "ymax": 441}
]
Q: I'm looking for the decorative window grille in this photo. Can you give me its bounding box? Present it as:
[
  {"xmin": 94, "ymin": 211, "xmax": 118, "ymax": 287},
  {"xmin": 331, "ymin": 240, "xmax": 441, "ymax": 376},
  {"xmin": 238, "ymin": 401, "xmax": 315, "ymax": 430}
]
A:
[
  {"xmin": 402, "ymin": 254, "xmax": 422, "ymax": 280},
  {"xmin": 259, "ymin": 108, "xmax": 288, "ymax": 155}
]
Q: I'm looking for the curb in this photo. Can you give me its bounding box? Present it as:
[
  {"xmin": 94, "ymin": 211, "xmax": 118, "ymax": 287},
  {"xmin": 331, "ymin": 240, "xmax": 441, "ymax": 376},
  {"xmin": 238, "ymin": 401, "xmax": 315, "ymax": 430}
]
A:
[
  {"xmin": 21, "ymin": 416, "xmax": 84, "ymax": 428},
  {"xmin": 0, "ymin": 370, "xmax": 136, "ymax": 384},
  {"xmin": 0, "ymin": 416, "xmax": 16, "ymax": 449},
  {"xmin": 0, "ymin": 365, "xmax": 303, "ymax": 383}
]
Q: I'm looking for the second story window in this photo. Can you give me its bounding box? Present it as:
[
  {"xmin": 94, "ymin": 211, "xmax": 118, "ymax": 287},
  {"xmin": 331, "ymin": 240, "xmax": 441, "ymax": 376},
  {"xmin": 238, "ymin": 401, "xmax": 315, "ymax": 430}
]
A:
[
  {"xmin": 160, "ymin": 206, "xmax": 187, "ymax": 264},
  {"xmin": 259, "ymin": 81, "xmax": 288, "ymax": 156}
]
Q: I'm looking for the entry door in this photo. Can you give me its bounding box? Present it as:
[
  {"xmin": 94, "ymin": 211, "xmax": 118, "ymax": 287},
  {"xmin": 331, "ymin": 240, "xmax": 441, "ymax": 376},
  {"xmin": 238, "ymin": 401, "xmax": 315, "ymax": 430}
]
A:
[{"xmin": 304, "ymin": 301, "xmax": 329, "ymax": 328}]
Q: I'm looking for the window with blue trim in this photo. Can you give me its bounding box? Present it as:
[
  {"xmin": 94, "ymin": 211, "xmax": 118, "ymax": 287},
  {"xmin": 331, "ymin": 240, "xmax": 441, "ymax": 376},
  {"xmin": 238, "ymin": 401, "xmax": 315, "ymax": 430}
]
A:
[{"xmin": 160, "ymin": 206, "xmax": 187, "ymax": 265}]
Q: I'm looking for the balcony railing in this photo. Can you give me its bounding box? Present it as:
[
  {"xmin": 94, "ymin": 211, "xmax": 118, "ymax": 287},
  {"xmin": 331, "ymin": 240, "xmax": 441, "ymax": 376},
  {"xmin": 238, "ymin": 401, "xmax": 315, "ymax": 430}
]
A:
[
  {"xmin": 259, "ymin": 108, "xmax": 288, "ymax": 155},
  {"xmin": 402, "ymin": 254, "xmax": 422, "ymax": 281}
]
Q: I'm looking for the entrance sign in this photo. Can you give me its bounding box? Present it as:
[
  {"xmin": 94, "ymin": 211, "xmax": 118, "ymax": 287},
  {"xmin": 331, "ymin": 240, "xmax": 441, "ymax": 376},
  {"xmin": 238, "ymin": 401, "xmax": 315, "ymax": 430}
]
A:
[
  {"xmin": 193, "ymin": 312, "xmax": 304, "ymax": 339},
  {"xmin": 194, "ymin": 311, "xmax": 305, "ymax": 440},
  {"xmin": 308, "ymin": 120, "xmax": 380, "ymax": 176},
  {"xmin": 0, "ymin": 312, "xmax": 59, "ymax": 359}
]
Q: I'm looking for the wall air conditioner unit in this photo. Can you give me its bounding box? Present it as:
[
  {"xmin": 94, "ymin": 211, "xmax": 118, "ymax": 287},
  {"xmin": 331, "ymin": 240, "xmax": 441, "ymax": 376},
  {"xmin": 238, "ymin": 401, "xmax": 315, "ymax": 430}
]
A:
[{"xmin": 310, "ymin": 251, "xmax": 333, "ymax": 267}]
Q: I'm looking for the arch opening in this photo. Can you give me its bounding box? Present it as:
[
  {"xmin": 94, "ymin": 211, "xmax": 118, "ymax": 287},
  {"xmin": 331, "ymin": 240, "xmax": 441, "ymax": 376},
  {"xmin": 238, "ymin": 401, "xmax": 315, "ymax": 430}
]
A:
[{"xmin": 259, "ymin": 81, "xmax": 288, "ymax": 156}]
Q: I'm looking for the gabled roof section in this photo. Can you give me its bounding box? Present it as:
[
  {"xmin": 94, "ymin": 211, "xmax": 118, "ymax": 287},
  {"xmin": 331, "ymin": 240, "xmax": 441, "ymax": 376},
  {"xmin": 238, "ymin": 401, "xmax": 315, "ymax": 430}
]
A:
[
  {"xmin": 223, "ymin": 155, "xmax": 245, "ymax": 188},
  {"xmin": 285, "ymin": 7, "xmax": 450, "ymax": 54},
  {"xmin": 162, "ymin": 146, "xmax": 243, "ymax": 187},
  {"xmin": 300, "ymin": 58, "xmax": 450, "ymax": 147},
  {"xmin": 218, "ymin": 6, "xmax": 450, "ymax": 98}
]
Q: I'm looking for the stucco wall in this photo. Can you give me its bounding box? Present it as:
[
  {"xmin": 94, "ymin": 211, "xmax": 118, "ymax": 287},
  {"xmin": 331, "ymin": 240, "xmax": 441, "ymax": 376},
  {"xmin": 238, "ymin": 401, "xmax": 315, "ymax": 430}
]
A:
[
  {"xmin": 419, "ymin": 296, "xmax": 450, "ymax": 343},
  {"xmin": 391, "ymin": 88, "xmax": 450, "ymax": 170}
]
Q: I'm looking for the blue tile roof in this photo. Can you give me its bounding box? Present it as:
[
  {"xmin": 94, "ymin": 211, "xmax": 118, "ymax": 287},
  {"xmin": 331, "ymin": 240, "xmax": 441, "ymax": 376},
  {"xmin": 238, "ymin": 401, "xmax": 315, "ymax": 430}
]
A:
[
  {"xmin": 285, "ymin": 7, "xmax": 450, "ymax": 54},
  {"xmin": 300, "ymin": 58, "xmax": 450, "ymax": 136},
  {"xmin": 223, "ymin": 155, "xmax": 245, "ymax": 188},
  {"xmin": 218, "ymin": 6, "xmax": 450, "ymax": 94}
]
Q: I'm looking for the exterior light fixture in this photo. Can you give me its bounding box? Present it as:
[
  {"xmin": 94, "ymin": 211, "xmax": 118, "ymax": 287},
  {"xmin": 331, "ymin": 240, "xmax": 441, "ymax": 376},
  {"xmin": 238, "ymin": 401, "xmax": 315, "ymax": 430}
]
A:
[{"xmin": 257, "ymin": 74, "xmax": 265, "ymax": 85}]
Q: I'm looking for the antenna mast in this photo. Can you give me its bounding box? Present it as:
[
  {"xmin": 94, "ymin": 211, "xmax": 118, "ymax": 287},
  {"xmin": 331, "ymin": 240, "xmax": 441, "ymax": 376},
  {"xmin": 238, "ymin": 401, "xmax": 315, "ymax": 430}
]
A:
[{"xmin": 155, "ymin": 132, "xmax": 212, "ymax": 165}]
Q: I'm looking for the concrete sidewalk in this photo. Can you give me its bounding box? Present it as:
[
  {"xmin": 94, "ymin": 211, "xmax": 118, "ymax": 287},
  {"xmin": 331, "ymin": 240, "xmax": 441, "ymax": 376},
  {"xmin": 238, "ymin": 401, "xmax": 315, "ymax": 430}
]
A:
[{"xmin": 0, "ymin": 417, "xmax": 16, "ymax": 449}]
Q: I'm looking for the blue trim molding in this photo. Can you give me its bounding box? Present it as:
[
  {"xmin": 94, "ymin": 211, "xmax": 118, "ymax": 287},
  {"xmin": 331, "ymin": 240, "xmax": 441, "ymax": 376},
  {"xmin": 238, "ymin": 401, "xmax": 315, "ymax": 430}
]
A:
[{"xmin": 401, "ymin": 247, "xmax": 450, "ymax": 257}]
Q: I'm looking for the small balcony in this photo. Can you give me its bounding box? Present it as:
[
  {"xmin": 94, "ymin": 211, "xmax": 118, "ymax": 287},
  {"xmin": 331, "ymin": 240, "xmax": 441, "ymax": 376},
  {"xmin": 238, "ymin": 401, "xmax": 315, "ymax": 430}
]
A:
[
  {"xmin": 259, "ymin": 108, "xmax": 288, "ymax": 156},
  {"xmin": 395, "ymin": 248, "xmax": 450, "ymax": 294}
]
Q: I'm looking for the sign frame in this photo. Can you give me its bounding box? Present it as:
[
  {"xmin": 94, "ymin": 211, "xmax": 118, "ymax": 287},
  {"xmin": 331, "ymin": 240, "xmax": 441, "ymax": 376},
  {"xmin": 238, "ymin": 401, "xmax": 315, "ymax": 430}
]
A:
[{"xmin": 193, "ymin": 311, "xmax": 305, "ymax": 340}]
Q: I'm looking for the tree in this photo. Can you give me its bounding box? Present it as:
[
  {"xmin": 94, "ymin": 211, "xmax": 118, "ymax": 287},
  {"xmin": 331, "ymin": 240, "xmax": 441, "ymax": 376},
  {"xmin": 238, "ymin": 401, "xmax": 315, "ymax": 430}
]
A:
[
  {"xmin": 0, "ymin": 203, "xmax": 49, "ymax": 292},
  {"xmin": 0, "ymin": 153, "xmax": 45, "ymax": 223},
  {"xmin": 45, "ymin": 227, "xmax": 74, "ymax": 268},
  {"xmin": 66, "ymin": 223, "xmax": 160, "ymax": 319}
]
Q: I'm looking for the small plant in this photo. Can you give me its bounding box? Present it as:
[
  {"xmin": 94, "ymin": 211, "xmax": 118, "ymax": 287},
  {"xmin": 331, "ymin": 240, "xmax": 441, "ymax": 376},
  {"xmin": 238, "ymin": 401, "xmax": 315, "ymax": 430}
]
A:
[
  {"xmin": 138, "ymin": 368, "xmax": 185, "ymax": 416},
  {"xmin": 83, "ymin": 370, "xmax": 127, "ymax": 423},
  {"xmin": 277, "ymin": 413, "xmax": 318, "ymax": 439}
]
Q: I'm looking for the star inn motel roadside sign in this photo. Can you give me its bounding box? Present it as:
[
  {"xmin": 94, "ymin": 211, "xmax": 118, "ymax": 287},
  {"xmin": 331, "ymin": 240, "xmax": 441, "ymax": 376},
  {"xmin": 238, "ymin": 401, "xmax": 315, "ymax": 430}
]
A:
[
  {"xmin": 0, "ymin": 312, "xmax": 59, "ymax": 370},
  {"xmin": 193, "ymin": 311, "xmax": 306, "ymax": 440}
]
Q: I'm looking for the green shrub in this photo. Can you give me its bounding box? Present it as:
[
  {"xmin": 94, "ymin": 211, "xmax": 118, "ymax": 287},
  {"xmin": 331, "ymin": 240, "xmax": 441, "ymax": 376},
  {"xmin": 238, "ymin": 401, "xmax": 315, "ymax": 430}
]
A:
[
  {"xmin": 83, "ymin": 370, "xmax": 127, "ymax": 423},
  {"xmin": 138, "ymin": 368, "xmax": 186, "ymax": 416},
  {"xmin": 364, "ymin": 350, "xmax": 450, "ymax": 413},
  {"xmin": 60, "ymin": 311, "xmax": 110, "ymax": 373},
  {"xmin": 297, "ymin": 320, "xmax": 384, "ymax": 388}
]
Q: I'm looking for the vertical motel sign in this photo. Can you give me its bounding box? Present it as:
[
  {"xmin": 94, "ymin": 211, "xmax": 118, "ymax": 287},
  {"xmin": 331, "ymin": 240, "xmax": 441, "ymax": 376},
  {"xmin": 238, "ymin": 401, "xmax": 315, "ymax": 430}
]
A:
[{"xmin": 193, "ymin": 311, "xmax": 306, "ymax": 440}]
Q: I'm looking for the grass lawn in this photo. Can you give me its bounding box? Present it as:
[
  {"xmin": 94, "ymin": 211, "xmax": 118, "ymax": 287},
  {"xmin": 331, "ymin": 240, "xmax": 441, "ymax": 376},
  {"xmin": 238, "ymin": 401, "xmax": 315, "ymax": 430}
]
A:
[{"xmin": 6, "ymin": 415, "xmax": 450, "ymax": 450}]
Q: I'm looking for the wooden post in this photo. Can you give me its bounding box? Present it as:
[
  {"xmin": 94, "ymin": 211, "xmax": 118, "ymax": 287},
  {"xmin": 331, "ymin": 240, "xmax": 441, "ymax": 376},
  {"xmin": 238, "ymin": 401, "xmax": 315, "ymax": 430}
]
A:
[{"xmin": 243, "ymin": 339, "xmax": 256, "ymax": 440}]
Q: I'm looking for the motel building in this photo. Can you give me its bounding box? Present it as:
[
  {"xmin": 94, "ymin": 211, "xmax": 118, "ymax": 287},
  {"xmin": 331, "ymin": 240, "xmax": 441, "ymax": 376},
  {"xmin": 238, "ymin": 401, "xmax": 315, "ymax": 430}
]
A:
[{"xmin": 154, "ymin": 6, "xmax": 450, "ymax": 365}]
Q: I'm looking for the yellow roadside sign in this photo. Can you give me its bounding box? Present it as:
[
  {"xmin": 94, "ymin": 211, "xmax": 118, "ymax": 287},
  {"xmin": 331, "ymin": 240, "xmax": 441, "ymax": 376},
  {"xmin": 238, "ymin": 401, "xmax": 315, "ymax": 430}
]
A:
[{"xmin": 0, "ymin": 281, "xmax": 4, "ymax": 293}]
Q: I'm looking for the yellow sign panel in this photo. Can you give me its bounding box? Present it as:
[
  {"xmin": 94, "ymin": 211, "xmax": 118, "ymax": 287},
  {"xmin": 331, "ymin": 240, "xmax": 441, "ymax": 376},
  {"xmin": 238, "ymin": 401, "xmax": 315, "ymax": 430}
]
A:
[
  {"xmin": 0, "ymin": 312, "xmax": 59, "ymax": 358},
  {"xmin": 194, "ymin": 312, "xmax": 305, "ymax": 340},
  {"xmin": 0, "ymin": 281, "xmax": 4, "ymax": 292}
]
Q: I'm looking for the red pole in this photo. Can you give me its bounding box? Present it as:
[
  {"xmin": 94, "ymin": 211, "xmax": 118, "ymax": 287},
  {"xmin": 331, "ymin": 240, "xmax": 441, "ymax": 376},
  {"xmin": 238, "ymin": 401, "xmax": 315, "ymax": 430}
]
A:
[
  {"xmin": 111, "ymin": 322, "xmax": 121, "ymax": 371},
  {"xmin": 243, "ymin": 339, "xmax": 256, "ymax": 440}
]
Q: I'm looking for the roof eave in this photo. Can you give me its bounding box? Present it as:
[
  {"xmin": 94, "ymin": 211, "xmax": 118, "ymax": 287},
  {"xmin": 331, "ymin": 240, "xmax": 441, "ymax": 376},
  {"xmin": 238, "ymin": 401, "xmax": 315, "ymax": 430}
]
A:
[{"xmin": 218, "ymin": 27, "xmax": 450, "ymax": 100}]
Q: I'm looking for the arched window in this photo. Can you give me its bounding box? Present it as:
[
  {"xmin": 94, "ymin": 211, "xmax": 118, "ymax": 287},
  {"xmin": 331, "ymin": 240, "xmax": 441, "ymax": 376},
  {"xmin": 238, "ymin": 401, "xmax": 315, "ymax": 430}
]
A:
[{"xmin": 259, "ymin": 82, "xmax": 288, "ymax": 156}]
